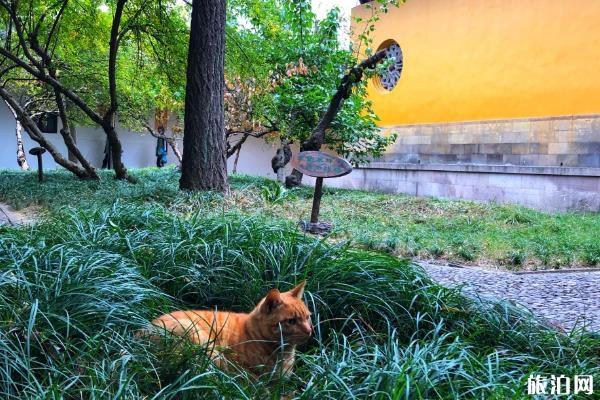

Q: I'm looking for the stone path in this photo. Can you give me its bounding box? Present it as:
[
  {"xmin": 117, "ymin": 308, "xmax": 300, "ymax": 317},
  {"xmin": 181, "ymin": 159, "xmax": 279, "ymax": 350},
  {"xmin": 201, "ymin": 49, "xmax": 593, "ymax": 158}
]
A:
[
  {"xmin": 0, "ymin": 202, "xmax": 31, "ymax": 226},
  {"xmin": 419, "ymin": 262, "xmax": 600, "ymax": 332}
]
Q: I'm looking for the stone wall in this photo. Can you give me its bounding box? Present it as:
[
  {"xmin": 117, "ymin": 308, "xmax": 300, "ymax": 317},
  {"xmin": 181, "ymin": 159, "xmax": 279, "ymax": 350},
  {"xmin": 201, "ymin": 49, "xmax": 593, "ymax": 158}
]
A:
[
  {"xmin": 330, "ymin": 164, "xmax": 599, "ymax": 212},
  {"xmin": 381, "ymin": 115, "xmax": 600, "ymax": 168},
  {"xmin": 325, "ymin": 115, "xmax": 600, "ymax": 212}
]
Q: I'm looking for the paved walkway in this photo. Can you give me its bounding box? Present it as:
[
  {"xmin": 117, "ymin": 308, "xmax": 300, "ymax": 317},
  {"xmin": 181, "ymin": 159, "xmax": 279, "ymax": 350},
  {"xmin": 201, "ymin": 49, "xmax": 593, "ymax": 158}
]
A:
[
  {"xmin": 419, "ymin": 262, "xmax": 600, "ymax": 332},
  {"xmin": 0, "ymin": 202, "xmax": 30, "ymax": 226}
]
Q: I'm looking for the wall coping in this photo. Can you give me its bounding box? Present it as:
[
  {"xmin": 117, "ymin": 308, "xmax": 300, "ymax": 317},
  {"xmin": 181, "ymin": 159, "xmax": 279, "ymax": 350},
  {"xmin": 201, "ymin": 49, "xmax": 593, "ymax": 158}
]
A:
[
  {"xmin": 378, "ymin": 113, "xmax": 600, "ymax": 129},
  {"xmin": 361, "ymin": 162, "xmax": 600, "ymax": 177}
]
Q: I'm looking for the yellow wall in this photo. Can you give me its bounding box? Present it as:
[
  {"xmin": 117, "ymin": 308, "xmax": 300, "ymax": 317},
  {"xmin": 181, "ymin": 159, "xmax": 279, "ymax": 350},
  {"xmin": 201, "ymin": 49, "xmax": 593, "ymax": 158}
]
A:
[{"xmin": 352, "ymin": 0, "xmax": 600, "ymax": 126}]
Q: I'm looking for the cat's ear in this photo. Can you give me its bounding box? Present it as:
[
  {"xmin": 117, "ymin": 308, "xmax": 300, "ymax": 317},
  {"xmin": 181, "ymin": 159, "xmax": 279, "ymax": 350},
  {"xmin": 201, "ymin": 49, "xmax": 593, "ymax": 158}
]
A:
[
  {"xmin": 288, "ymin": 280, "xmax": 306, "ymax": 299},
  {"xmin": 262, "ymin": 289, "xmax": 282, "ymax": 313}
]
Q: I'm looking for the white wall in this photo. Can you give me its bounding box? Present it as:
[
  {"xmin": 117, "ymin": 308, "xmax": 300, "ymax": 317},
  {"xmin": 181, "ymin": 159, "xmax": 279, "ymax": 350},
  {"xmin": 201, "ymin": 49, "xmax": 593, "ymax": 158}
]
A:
[{"xmin": 0, "ymin": 101, "xmax": 180, "ymax": 170}]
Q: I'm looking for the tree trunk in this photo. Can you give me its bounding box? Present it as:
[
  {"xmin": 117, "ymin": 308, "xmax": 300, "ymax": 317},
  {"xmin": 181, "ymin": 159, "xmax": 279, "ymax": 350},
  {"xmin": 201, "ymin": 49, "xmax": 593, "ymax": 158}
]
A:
[
  {"xmin": 167, "ymin": 138, "xmax": 183, "ymax": 165},
  {"xmin": 104, "ymin": 0, "xmax": 130, "ymax": 181},
  {"xmin": 233, "ymin": 146, "xmax": 241, "ymax": 174},
  {"xmin": 271, "ymin": 140, "xmax": 291, "ymax": 183},
  {"xmin": 104, "ymin": 118, "xmax": 129, "ymax": 180},
  {"xmin": 15, "ymin": 119, "xmax": 29, "ymax": 170},
  {"xmin": 68, "ymin": 126, "xmax": 78, "ymax": 163},
  {"xmin": 179, "ymin": 0, "xmax": 228, "ymax": 192},
  {"xmin": 4, "ymin": 100, "xmax": 30, "ymax": 170},
  {"xmin": 54, "ymin": 90, "xmax": 99, "ymax": 179}
]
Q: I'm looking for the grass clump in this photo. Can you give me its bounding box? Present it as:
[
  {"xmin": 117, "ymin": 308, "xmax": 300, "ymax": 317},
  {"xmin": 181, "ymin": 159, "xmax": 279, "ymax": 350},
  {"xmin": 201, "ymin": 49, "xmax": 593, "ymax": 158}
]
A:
[
  {"xmin": 0, "ymin": 202, "xmax": 598, "ymax": 399},
  {"xmin": 1, "ymin": 168, "xmax": 598, "ymax": 269}
]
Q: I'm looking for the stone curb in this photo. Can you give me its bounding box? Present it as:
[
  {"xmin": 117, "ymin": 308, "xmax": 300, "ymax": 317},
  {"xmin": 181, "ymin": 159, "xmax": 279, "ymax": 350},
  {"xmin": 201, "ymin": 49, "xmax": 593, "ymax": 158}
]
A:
[
  {"xmin": 417, "ymin": 260, "xmax": 600, "ymax": 275},
  {"xmin": 513, "ymin": 268, "xmax": 600, "ymax": 275}
]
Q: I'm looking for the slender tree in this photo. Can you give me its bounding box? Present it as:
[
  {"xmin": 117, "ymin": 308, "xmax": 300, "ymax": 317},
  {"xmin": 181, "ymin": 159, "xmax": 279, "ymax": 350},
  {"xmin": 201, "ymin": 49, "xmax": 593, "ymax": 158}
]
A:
[
  {"xmin": 3, "ymin": 100, "xmax": 29, "ymax": 170},
  {"xmin": 180, "ymin": 0, "xmax": 228, "ymax": 192}
]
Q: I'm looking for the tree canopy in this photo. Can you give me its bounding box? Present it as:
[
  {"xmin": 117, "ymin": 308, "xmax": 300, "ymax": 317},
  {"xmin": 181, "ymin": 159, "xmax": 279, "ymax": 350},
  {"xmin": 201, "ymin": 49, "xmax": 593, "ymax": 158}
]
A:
[
  {"xmin": 224, "ymin": 0, "xmax": 399, "ymax": 186},
  {"xmin": 1, "ymin": 0, "xmax": 400, "ymax": 184}
]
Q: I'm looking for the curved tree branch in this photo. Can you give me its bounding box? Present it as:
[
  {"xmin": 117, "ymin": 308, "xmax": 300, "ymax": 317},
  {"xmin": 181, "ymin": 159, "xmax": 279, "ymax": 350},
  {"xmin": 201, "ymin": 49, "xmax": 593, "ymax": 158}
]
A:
[{"xmin": 285, "ymin": 49, "xmax": 387, "ymax": 187}]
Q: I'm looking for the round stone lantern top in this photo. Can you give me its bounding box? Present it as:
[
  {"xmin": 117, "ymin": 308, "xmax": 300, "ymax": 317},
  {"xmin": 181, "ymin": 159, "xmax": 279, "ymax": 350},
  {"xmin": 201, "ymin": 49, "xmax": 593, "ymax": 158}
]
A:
[{"xmin": 29, "ymin": 147, "xmax": 46, "ymax": 156}]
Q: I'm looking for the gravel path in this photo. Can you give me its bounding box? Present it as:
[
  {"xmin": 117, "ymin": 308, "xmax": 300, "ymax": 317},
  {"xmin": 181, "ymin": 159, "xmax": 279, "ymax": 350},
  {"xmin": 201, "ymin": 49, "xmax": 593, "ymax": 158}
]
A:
[
  {"xmin": 419, "ymin": 262, "xmax": 600, "ymax": 332},
  {"xmin": 0, "ymin": 202, "xmax": 30, "ymax": 226}
]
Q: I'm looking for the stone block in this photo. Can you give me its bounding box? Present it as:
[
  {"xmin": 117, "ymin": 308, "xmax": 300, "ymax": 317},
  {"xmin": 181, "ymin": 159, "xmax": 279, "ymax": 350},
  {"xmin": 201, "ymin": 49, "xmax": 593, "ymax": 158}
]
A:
[
  {"xmin": 553, "ymin": 175, "xmax": 599, "ymax": 192},
  {"xmin": 419, "ymin": 182, "xmax": 456, "ymax": 199},
  {"xmin": 592, "ymin": 117, "xmax": 600, "ymax": 134},
  {"xmin": 476, "ymin": 186, "xmax": 507, "ymax": 202},
  {"xmin": 415, "ymin": 126, "xmax": 430, "ymax": 137},
  {"xmin": 487, "ymin": 154, "xmax": 503, "ymax": 164},
  {"xmin": 481, "ymin": 132, "xmax": 502, "ymax": 143},
  {"xmin": 456, "ymin": 154, "xmax": 473, "ymax": 163},
  {"xmin": 572, "ymin": 129, "xmax": 599, "ymax": 143},
  {"xmin": 511, "ymin": 143, "xmax": 529, "ymax": 154},
  {"xmin": 449, "ymin": 133, "xmax": 473, "ymax": 144},
  {"xmin": 402, "ymin": 153, "xmax": 421, "ymax": 164},
  {"xmin": 556, "ymin": 154, "xmax": 579, "ymax": 167},
  {"xmin": 532, "ymin": 119, "xmax": 553, "ymax": 133},
  {"xmin": 537, "ymin": 155, "xmax": 559, "ymax": 166},
  {"xmin": 464, "ymin": 123, "xmax": 482, "ymax": 135},
  {"xmin": 548, "ymin": 142, "xmax": 570, "ymax": 154},
  {"xmin": 570, "ymin": 142, "xmax": 600, "ymax": 154},
  {"xmin": 497, "ymin": 143, "xmax": 513, "ymax": 154},
  {"xmin": 480, "ymin": 143, "xmax": 498, "ymax": 154},
  {"xmin": 573, "ymin": 118, "xmax": 594, "ymax": 132},
  {"xmin": 401, "ymin": 135, "xmax": 431, "ymax": 145},
  {"xmin": 519, "ymin": 155, "xmax": 538, "ymax": 166},
  {"xmin": 528, "ymin": 142, "xmax": 548, "ymax": 155},
  {"xmin": 501, "ymin": 132, "xmax": 529, "ymax": 143},
  {"xmin": 552, "ymin": 118, "xmax": 572, "ymax": 131},
  {"xmin": 430, "ymin": 154, "xmax": 458, "ymax": 163},
  {"xmin": 512, "ymin": 120, "xmax": 531, "ymax": 133},
  {"xmin": 477, "ymin": 122, "xmax": 498, "ymax": 135},
  {"xmin": 429, "ymin": 171, "xmax": 452, "ymax": 184},
  {"xmin": 431, "ymin": 144, "xmax": 453, "ymax": 154},
  {"xmin": 470, "ymin": 154, "xmax": 487, "ymax": 164},
  {"xmin": 431, "ymin": 126, "xmax": 445, "ymax": 135},
  {"xmin": 578, "ymin": 154, "xmax": 600, "ymax": 168},
  {"xmin": 446, "ymin": 123, "xmax": 462, "ymax": 134},
  {"xmin": 396, "ymin": 180, "xmax": 418, "ymax": 196},
  {"xmin": 489, "ymin": 173, "xmax": 522, "ymax": 188},
  {"xmin": 503, "ymin": 155, "xmax": 522, "ymax": 165},
  {"xmin": 394, "ymin": 126, "xmax": 418, "ymax": 137},
  {"xmin": 463, "ymin": 144, "xmax": 478, "ymax": 154},
  {"xmin": 450, "ymin": 144, "xmax": 465, "ymax": 154},
  {"xmin": 431, "ymin": 132, "xmax": 449, "ymax": 144},
  {"xmin": 532, "ymin": 129, "xmax": 558, "ymax": 143}
]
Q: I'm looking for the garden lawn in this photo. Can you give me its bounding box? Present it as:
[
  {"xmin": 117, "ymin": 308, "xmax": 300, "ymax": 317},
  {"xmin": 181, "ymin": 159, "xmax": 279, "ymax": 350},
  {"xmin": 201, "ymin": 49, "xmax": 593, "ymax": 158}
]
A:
[{"xmin": 1, "ymin": 167, "xmax": 598, "ymax": 270}]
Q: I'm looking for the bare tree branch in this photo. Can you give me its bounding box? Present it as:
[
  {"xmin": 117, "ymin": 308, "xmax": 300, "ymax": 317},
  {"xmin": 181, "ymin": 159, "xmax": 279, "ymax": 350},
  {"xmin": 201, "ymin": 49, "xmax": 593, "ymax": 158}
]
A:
[
  {"xmin": 0, "ymin": 85, "xmax": 90, "ymax": 178},
  {"xmin": 286, "ymin": 49, "xmax": 388, "ymax": 187}
]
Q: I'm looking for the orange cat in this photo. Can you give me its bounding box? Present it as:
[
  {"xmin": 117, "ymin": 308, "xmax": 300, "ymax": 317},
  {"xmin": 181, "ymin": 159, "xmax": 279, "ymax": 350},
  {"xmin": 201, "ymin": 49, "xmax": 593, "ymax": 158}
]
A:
[{"xmin": 151, "ymin": 281, "xmax": 312, "ymax": 377}]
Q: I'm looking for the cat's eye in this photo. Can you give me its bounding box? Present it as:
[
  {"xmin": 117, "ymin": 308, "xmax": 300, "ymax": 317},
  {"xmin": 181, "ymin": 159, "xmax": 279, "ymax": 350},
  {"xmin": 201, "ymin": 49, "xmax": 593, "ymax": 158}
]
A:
[{"xmin": 287, "ymin": 318, "xmax": 297, "ymax": 325}]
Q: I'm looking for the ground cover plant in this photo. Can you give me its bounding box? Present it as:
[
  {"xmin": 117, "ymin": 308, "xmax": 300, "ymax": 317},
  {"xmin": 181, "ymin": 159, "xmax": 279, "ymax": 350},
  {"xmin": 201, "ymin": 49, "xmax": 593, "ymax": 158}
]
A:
[
  {"xmin": 0, "ymin": 198, "xmax": 598, "ymax": 399},
  {"xmin": 1, "ymin": 167, "xmax": 598, "ymax": 270}
]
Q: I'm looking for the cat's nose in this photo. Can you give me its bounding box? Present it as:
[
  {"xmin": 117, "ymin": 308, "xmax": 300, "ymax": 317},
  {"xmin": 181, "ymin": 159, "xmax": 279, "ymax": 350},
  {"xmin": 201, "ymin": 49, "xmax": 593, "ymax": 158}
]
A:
[{"xmin": 303, "ymin": 321, "xmax": 312, "ymax": 335}]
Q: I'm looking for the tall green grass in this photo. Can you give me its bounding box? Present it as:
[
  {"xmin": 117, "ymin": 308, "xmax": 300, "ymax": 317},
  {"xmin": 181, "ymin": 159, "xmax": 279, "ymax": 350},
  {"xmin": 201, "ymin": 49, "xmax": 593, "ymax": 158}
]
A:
[
  {"xmin": 1, "ymin": 167, "xmax": 598, "ymax": 269},
  {"xmin": 1, "ymin": 203, "xmax": 598, "ymax": 398}
]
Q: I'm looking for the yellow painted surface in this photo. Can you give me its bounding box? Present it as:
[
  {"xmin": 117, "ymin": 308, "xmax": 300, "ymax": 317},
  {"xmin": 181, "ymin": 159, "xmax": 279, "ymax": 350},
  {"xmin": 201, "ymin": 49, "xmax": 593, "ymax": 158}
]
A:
[{"xmin": 352, "ymin": 0, "xmax": 600, "ymax": 126}]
